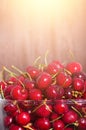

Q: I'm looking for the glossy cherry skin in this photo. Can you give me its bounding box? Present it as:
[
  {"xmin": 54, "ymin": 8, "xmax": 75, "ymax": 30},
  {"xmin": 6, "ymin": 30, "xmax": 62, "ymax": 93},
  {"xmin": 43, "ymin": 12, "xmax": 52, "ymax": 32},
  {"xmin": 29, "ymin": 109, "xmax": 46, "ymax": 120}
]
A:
[
  {"xmin": 56, "ymin": 71, "xmax": 72, "ymax": 88},
  {"xmin": 24, "ymin": 78, "xmax": 35, "ymax": 90},
  {"xmin": 63, "ymin": 110, "xmax": 78, "ymax": 124},
  {"xmin": 36, "ymin": 72, "xmax": 52, "ymax": 89},
  {"xmin": 78, "ymin": 117, "xmax": 86, "ymax": 129},
  {"xmin": 45, "ymin": 85, "xmax": 59, "ymax": 99},
  {"xmin": 66, "ymin": 62, "xmax": 82, "ymax": 74},
  {"xmin": 54, "ymin": 102, "xmax": 69, "ymax": 114},
  {"xmin": 73, "ymin": 77, "xmax": 84, "ymax": 91},
  {"xmin": 34, "ymin": 104, "xmax": 52, "ymax": 117},
  {"xmin": 45, "ymin": 85, "xmax": 64, "ymax": 99},
  {"xmin": 45, "ymin": 60, "xmax": 64, "ymax": 75},
  {"xmin": 29, "ymin": 88, "xmax": 42, "ymax": 100},
  {"xmin": 10, "ymin": 85, "xmax": 28, "ymax": 100},
  {"xmin": 53, "ymin": 120, "xmax": 65, "ymax": 130},
  {"xmin": 34, "ymin": 117, "xmax": 51, "ymax": 130},
  {"xmin": 72, "ymin": 72, "xmax": 86, "ymax": 81},
  {"xmin": 26, "ymin": 66, "xmax": 41, "ymax": 79},
  {"xmin": 4, "ymin": 116, "xmax": 13, "ymax": 127},
  {"xmin": 9, "ymin": 124, "xmax": 24, "ymax": 130},
  {"xmin": 15, "ymin": 112, "xmax": 30, "ymax": 126},
  {"xmin": 4, "ymin": 103, "xmax": 17, "ymax": 115}
]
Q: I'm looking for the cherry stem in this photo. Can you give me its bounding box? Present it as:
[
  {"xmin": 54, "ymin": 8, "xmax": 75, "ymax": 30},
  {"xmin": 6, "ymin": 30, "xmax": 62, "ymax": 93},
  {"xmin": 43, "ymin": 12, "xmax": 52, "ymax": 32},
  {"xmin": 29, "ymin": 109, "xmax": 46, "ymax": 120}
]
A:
[
  {"xmin": 64, "ymin": 68, "xmax": 72, "ymax": 75},
  {"xmin": 12, "ymin": 65, "xmax": 32, "ymax": 81},
  {"xmin": 11, "ymin": 65, "xmax": 24, "ymax": 75},
  {"xmin": 44, "ymin": 50, "xmax": 49, "ymax": 66},
  {"xmin": 33, "ymin": 56, "xmax": 41, "ymax": 66},
  {"xmin": 71, "ymin": 106, "xmax": 82, "ymax": 117},
  {"xmin": 50, "ymin": 114, "xmax": 64, "ymax": 123},
  {"xmin": 32, "ymin": 99, "xmax": 52, "ymax": 113},
  {"xmin": 3, "ymin": 66, "xmax": 25, "ymax": 88},
  {"xmin": 68, "ymin": 49, "xmax": 75, "ymax": 61},
  {"xmin": 23, "ymin": 123, "xmax": 34, "ymax": 130},
  {"xmin": 0, "ymin": 85, "xmax": 5, "ymax": 99},
  {"xmin": 65, "ymin": 122, "xmax": 78, "ymax": 128},
  {"xmin": 3, "ymin": 66, "xmax": 17, "ymax": 76}
]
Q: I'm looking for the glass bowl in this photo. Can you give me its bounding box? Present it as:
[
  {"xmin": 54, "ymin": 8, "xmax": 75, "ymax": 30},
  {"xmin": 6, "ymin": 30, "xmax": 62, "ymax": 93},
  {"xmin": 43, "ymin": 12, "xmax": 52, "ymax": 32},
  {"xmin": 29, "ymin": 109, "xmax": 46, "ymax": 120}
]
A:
[{"xmin": 1, "ymin": 99, "xmax": 86, "ymax": 130}]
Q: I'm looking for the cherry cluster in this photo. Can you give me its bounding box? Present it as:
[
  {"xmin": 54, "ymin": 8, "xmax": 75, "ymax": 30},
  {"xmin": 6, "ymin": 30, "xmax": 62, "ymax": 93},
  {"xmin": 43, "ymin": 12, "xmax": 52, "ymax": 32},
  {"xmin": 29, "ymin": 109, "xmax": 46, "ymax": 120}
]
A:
[{"xmin": 0, "ymin": 60, "xmax": 86, "ymax": 130}]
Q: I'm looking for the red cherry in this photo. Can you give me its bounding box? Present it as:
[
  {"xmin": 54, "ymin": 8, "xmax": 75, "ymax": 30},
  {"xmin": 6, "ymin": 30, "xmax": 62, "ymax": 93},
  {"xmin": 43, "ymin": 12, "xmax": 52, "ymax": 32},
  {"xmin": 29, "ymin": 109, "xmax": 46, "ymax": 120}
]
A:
[
  {"xmin": 45, "ymin": 85, "xmax": 64, "ymax": 99},
  {"xmin": 34, "ymin": 104, "xmax": 52, "ymax": 117},
  {"xmin": 78, "ymin": 117, "xmax": 86, "ymax": 129},
  {"xmin": 73, "ymin": 77, "xmax": 84, "ymax": 91},
  {"xmin": 56, "ymin": 72, "xmax": 72, "ymax": 88},
  {"xmin": 16, "ymin": 112, "xmax": 30, "ymax": 126},
  {"xmin": 4, "ymin": 85, "xmax": 14, "ymax": 98},
  {"xmin": 50, "ymin": 112, "xmax": 59, "ymax": 121},
  {"xmin": 0, "ymin": 81, "xmax": 7, "ymax": 91},
  {"xmin": 66, "ymin": 62, "xmax": 82, "ymax": 74},
  {"xmin": 4, "ymin": 103, "xmax": 17, "ymax": 114},
  {"xmin": 53, "ymin": 120, "xmax": 65, "ymax": 130},
  {"xmin": 45, "ymin": 60, "xmax": 64, "ymax": 75},
  {"xmin": 63, "ymin": 110, "xmax": 78, "ymax": 124},
  {"xmin": 29, "ymin": 88, "xmax": 42, "ymax": 100},
  {"xmin": 26, "ymin": 66, "xmax": 41, "ymax": 79},
  {"xmin": 36, "ymin": 72, "xmax": 52, "ymax": 89},
  {"xmin": 11, "ymin": 85, "xmax": 28, "ymax": 100},
  {"xmin": 45, "ymin": 85, "xmax": 58, "ymax": 99},
  {"xmin": 4, "ymin": 116, "xmax": 13, "ymax": 127},
  {"xmin": 9, "ymin": 124, "xmax": 24, "ymax": 130},
  {"xmin": 34, "ymin": 117, "xmax": 51, "ymax": 130},
  {"xmin": 54, "ymin": 102, "xmax": 69, "ymax": 114},
  {"xmin": 24, "ymin": 78, "xmax": 35, "ymax": 90}
]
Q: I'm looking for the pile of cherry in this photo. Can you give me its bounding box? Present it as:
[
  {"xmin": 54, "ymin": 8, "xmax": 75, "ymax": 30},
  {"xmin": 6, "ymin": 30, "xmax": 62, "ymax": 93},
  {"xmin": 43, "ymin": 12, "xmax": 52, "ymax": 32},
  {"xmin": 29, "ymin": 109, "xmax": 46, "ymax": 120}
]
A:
[{"xmin": 1, "ymin": 60, "xmax": 86, "ymax": 130}]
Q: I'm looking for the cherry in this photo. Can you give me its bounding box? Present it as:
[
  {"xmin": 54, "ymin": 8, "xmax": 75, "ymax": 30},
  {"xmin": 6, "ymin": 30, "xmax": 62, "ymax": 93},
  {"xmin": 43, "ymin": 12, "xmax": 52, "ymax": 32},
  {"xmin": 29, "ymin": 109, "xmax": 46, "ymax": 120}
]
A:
[
  {"xmin": 72, "ymin": 71, "xmax": 86, "ymax": 80},
  {"xmin": 34, "ymin": 103, "xmax": 52, "ymax": 117},
  {"xmin": 66, "ymin": 62, "xmax": 82, "ymax": 74},
  {"xmin": 24, "ymin": 78, "xmax": 35, "ymax": 90},
  {"xmin": 4, "ymin": 115, "xmax": 13, "ymax": 127},
  {"xmin": 9, "ymin": 124, "xmax": 24, "ymax": 130},
  {"xmin": 54, "ymin": 101, "xmax": 69, "ymax": 114},
  {"xmin": 34, "ymin": 117, "xmax": 51, "ymax": 130},
  {"xmin": 36, "ymin": 72, "xmax": 52, "ymax": 89},
  {"xmin": 45, "ymin": 60, "xmax": 64, "ymax": 75},
  {"xmin": 45, "ymin": 85, "xmax": 64, "ymax": 99},
  {"xmin": 63, "ymin": 110, "xmax": 78, "ymax": 124},
  {"xmin": 53, "ymin": 120, "xmax": 65, "ymax": 130},
  {"xmin": 65, "ymin": 87, "xmax": 73, "ymax": 99},
  {"xmin": 10, "ymin": 85, "xmax": 28, "ymax": 100},
  {"xmin": 78, "ymin": 117, "xmax": 86, "ymax": 129},
  {"xmin": 56, "ymin": 71, "xmax": 72, "ymax": 88},
  {"xmin": 4, "ymin": 102, "xmax": 17, "ymax": 115},
  {"xmin": 0, "ymin": 81, "xmax": 7, "ymax": 91},
  {"xmin": 4, "ymin": 85, "xmax": 15, "ymax": 98},
  {"xmin": 73, "ymin": 77, "xmax": 84, "ymax": 91},
  {"xmin": 50, "ymin": 112, "xmax": 59, "ymax": 121},
  {"xmin": 29, "ymin": 88, "xmax": 42, "ymax": 100},
  {"xmin": 26, "ymin": 66, "xmax": 41, "ymax": 79},
  {"xmin": 15, "ymin": 112, "xmax": 30, "ymax": 126}
]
